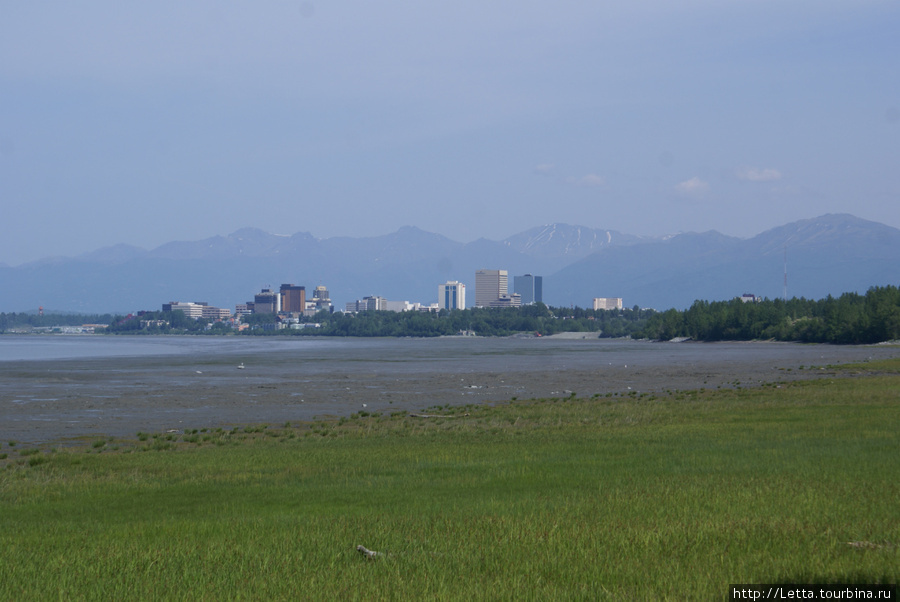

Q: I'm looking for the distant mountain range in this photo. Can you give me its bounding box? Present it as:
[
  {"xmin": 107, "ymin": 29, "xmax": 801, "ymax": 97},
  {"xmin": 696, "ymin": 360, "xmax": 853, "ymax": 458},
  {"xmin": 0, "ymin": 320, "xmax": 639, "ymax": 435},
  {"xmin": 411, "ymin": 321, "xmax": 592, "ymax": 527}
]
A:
[{"xmin": 2, "ymin": 214, "xmax": 899, "ymax": 314}]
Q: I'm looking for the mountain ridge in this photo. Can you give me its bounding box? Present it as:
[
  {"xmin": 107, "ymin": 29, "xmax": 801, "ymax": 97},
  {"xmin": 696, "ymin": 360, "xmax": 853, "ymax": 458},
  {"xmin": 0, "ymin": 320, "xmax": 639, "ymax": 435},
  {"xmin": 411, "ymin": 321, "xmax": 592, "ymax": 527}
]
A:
[{"xmin": 2, "ymin": 214, "xmax": 898, "ymax": 314}]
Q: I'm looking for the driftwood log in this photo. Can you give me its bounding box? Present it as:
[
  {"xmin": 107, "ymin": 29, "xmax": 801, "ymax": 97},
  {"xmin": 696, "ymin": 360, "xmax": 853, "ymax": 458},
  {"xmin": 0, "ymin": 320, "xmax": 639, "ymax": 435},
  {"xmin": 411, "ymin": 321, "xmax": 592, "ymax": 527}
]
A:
[
  {"xmin": 846, "ymin": 541, "xmax": 895, "ymax": 550},
  {"xmin": 408, "ymin": 413, "xmax": 470, "ymax": 419},
  {"xmin": 356, "ymin": 545, "xmax": 380, "ymax": 559}
]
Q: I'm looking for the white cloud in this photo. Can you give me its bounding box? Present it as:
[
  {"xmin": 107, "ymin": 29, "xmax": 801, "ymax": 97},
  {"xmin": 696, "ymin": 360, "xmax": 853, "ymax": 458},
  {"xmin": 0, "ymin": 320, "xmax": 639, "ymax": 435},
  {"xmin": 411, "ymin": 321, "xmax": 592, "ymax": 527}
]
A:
[
  {"xmin": 576, "ymin": 174, "xmax": 605, "ymax": 187},
  {"xmin": 737, "ymin": 167, "xmax": 782, "ymax": 182},
  {"xmin": 533, "ymin": 163, "xmax": 555, "ymax": 175},
  {"xmin": 675, "ymin": 177, "xmax": 709, "ymax": 195}
]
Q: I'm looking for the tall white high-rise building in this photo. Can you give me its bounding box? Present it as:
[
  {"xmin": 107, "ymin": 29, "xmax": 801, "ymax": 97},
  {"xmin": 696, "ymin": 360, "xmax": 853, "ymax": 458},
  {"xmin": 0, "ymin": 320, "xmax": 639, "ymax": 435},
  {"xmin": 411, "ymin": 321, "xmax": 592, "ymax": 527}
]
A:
[
  {"xmin": 475, "ymin": 269, "xmax": 508, "ymax": 307},
  {"xmin": 438, "ymin": 281, "xmax": 466, "ymax": 310}
]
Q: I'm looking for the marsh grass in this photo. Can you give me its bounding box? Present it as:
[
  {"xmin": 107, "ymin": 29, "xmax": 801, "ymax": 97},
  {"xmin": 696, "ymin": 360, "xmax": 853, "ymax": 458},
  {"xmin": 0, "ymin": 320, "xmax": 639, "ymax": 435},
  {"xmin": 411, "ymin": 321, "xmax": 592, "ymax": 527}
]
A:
[{"xmin": 1, "ymin": 362, "xmax": 898, "ymax": 599}]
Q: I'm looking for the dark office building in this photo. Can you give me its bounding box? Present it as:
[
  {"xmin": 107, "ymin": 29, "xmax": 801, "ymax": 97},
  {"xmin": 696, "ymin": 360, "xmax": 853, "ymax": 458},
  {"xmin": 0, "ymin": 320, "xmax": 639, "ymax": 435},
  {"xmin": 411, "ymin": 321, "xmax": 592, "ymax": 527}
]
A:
[
  {"xmin": 253, "ymin": 288, "xmax": 279, "ymax": 313},
  {"xmin": 280, "ymin": 284, "xmax": 306, "ymax": 313},
  {"xmin": 513, "ymin": 274, "xmax": 543, "ymax": 305}
]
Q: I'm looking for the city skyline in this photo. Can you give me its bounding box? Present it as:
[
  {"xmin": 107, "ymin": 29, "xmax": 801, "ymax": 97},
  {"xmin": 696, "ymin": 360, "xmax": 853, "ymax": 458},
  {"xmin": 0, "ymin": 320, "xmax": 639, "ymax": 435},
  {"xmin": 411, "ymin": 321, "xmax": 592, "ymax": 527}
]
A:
[{"xmin": 163, "ymin": 271, "xmax": 545, "ymax": 320}]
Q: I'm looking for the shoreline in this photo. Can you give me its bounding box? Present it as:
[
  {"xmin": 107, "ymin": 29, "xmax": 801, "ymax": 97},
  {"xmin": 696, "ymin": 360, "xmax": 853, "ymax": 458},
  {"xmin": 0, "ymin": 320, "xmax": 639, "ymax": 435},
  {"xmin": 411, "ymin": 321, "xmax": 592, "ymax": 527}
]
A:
[{"xmin": 3, "ymin": 338, "xmax": 899, "ymax": 445}]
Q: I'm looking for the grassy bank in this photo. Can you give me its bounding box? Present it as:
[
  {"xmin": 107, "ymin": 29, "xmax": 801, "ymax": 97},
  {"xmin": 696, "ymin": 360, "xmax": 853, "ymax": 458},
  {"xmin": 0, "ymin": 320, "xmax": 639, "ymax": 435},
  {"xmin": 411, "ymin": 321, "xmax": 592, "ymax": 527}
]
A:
[{"xmin": 2, "ymin": 363, "xmax": 898, "ymax": 599}]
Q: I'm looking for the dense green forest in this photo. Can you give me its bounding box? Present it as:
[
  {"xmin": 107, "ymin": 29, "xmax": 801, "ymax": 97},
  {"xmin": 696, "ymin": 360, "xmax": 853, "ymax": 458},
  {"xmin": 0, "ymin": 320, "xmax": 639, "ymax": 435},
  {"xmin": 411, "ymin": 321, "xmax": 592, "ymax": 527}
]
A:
[
  {"xmin": 633, "ymin": 285, "xmax": 900, "ymax": 344},
  {"xmin": 292, "ymin": 304, "xmax": 653, "ymax": 337},
  {"xmin": 103, "ymin": 304, "xmax": 654, "ymax": 338},
  {"xmin": 103, "ymin": 310, "xmax": 218, "ymax": 335},
  {"xmin": 0, "ymin": 312, "xmax": 115, "ymax": 332}
]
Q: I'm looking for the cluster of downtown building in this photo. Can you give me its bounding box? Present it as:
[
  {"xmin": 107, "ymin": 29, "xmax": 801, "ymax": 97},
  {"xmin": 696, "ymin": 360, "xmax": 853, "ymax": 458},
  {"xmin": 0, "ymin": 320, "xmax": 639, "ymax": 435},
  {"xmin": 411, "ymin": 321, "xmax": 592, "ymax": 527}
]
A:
[
  {"xmin": 160, "ymin": 284, "xmax": 333, "ymax": 328},
  {"xmin": 472, "ymin": 270, "xmax": 622, "ymax": 310},
  {"xmin": 159, "ymin": 270, "xmax": 623, "ymax": 327}
]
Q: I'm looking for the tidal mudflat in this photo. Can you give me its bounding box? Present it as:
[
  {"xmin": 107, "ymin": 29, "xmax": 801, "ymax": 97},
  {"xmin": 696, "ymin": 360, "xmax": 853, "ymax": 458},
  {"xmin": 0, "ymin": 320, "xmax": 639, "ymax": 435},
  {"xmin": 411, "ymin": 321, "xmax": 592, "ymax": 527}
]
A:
[{"xmin": 2, "ymin": 335, "xmax": 898, "ymax": 444}]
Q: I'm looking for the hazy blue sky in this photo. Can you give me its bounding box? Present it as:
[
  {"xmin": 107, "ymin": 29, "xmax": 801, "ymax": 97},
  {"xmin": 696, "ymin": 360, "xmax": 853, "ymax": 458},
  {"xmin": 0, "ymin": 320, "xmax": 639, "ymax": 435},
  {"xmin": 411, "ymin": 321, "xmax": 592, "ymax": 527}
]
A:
[{"xmin": 2, "ymin": 1, "xmax": 898, "ymax": 265}]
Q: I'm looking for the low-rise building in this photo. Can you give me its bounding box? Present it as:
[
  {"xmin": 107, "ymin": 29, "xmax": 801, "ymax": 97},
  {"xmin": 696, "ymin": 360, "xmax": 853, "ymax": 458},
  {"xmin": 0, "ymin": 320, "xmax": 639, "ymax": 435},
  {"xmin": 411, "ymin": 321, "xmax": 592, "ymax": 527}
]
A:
[
  {"xmin": 162, "ymin": 301, "xmax": 206, "ymax": 319},
  {"xmin": 383, "ymin": 300, "xmax": 417, "ymax": 312},
  {"xmin": 488, "ymin": 294, "xmax": 522, "ymax": 308},
  {"xmin": 593, "ymin": 297, "xmax": 623, "ymax": 311},
  {"xmin": 163, "ymin": 301, "xmax": 231, "ymax": 320},
  {"xmin": 201, "ymin": 306, "xmax": 232, "ymax": 320},
  {"xmin": 140, "ymin": 319, "xmax": 169, "ymax": 328},
  {"xmin": 345, "ymin": 296, "xmax": 387, "ymax": 312}
]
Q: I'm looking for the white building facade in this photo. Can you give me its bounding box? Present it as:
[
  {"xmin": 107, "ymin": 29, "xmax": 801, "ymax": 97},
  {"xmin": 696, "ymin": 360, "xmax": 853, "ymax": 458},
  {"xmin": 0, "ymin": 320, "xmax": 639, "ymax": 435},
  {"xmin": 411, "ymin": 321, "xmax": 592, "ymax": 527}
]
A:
[
  {"xmin": 162, "ymin": 302, "xmax": 205, "ymax": 319},
  {"xmin": 345, "ymin": 296, "xmax": 387, "ymax": 312},
  {"xmin": 593, "ymin": 297, "xmax": 624, "ymax": 311},
  {"xmin": 438, "ymin": 281, "xmax": 466, "ymax": 310}
]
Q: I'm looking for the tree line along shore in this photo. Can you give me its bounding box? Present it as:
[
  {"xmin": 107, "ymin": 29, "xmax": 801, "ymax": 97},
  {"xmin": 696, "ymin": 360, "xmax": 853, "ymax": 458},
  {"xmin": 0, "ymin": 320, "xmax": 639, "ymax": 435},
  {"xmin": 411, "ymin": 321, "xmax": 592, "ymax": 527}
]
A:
[{"xmin": 3, "ymin": 284, "xmax": 900, "ymax": 344}]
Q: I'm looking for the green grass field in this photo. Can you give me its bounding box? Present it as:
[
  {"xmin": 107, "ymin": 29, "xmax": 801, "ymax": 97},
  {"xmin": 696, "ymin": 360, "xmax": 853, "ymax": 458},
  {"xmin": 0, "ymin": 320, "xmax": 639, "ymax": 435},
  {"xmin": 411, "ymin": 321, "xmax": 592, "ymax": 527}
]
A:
[{"xmin": 2, "ymin": 362, "xmax": 898, "ymax": 599}]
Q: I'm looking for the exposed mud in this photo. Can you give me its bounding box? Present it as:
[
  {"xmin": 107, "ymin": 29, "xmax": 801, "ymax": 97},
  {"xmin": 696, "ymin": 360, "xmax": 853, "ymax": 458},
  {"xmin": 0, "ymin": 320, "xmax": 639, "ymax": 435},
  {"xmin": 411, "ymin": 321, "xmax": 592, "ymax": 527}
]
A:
[{"xmin": 2, "ymin": 337, "xmax": 898, "ymax": 444}]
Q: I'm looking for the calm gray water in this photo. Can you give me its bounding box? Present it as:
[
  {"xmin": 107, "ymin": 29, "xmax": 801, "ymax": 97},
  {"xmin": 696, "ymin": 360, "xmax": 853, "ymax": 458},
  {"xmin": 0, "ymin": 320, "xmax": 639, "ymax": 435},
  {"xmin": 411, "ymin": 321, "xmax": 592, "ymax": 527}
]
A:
[
  {"xmin": 1, "ymin": 333, "xmax": 890, "ymax": 366},
  {"xmin": 0, "ymin": 334, "xmax": 347, "ymax": 362}
]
